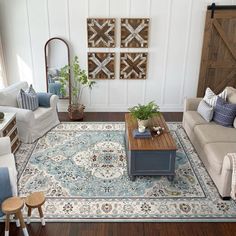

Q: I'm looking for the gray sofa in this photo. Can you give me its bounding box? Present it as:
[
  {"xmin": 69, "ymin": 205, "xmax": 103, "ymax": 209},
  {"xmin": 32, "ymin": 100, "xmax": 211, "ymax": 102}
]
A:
[{"xmin": 183, "ymin": 97, "xmax": 236, "ymax": 198}]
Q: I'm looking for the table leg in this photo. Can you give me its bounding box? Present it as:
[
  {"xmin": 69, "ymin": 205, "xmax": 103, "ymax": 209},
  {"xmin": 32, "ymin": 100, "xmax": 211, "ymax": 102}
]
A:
[
  {"xmin": 27, "ymin": 207, "xmax": 32, "ymax": 224},
  {"xmin": 167, "ymin": 175, "xmax": 174, "ymax": 181},
  {"xmin": 38, "ymin": 206, "xmax": 45, "ymax": 226},
  {"xmin": 129, "ymin": 175, "xmax": 136, "ymax": 181},
  {"xmin": 15, "ymin": 213, "xmax": 20, "ymax": 227},
  {"xmin": 4, "ymin": 214, "xmax": 10, "ymax": 236},
  {"xmin": 17, "ymin": 211, "xmax": 29, "ymax": 236}
]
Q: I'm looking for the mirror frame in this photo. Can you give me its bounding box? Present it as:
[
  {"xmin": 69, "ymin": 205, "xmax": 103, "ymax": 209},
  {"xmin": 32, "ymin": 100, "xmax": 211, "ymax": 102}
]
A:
[{"xmin": 44, "ymin": 37, "xmax": 71, "ymax": 104}]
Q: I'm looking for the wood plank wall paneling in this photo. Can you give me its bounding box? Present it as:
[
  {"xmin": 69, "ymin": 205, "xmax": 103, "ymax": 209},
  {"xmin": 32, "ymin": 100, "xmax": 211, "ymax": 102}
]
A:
[{"xmin": 0, "ymin": 0, "xmax": 234, "ymax": 112}]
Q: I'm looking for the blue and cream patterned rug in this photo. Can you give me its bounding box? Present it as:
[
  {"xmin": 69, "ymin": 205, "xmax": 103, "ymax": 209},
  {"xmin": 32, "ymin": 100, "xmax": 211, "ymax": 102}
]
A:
[{"xmin": 15, "ymin": 122, "xmax": 236, "ymax": 222}]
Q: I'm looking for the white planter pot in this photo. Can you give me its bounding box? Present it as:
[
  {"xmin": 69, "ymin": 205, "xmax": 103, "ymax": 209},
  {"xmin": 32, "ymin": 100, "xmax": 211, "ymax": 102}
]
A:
[{"xmin": 137, "ymin": 118, "xmax": 150, "ymax": 128}]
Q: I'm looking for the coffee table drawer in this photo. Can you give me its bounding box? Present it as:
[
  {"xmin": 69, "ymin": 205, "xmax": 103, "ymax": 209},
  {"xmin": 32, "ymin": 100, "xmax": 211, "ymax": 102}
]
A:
[
  {"xmin": 127, "ymin": 150, "xmax": 176, "ymax": 180},
  {"xmin": 132, "ymin": 151, "xmax": 175, "ymax": 173}
]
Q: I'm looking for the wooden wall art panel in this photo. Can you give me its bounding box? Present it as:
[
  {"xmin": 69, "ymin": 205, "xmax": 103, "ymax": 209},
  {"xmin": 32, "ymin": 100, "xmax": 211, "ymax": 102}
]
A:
[
  {"xmin": 120, "ymin": 53, "xmax": 148, "ymax": 79},
  {"xmin": 87, "ymin": 18, "xmax": 115, "ymax": 48},
  {"xmin": 88, "ymin": 52, "xmax": 115, "ymax": 80},
  {"xmin": 121, "ymin": 18, "xmax": 149, "ymax": 48}
]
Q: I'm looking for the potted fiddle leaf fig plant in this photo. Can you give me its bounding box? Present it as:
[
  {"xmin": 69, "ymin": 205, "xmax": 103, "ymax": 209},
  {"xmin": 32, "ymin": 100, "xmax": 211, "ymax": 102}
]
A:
[
  {"xmin": 59, "ymin": 56, "xmax": 96, "ymax": 120},
  {"xmin": 128, "ymin": 101, "xmax": 160, "ymax": 127}
]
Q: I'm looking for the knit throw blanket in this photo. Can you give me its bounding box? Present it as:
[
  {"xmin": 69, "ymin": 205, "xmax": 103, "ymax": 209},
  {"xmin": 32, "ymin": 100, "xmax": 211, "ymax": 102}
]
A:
[{"xmin": 227, "ymin": 153, "xmax": 236, "ymax": 200}]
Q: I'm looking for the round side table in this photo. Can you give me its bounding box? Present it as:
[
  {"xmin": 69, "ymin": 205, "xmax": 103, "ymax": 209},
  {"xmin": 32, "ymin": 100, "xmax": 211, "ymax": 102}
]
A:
[
  {"xmin": 24, "ymin": 192, "xmax": 46, "ymax": 226},
  {"xmin": 2, "ymin": 196, "xmax": 29, "ymax": 236}
]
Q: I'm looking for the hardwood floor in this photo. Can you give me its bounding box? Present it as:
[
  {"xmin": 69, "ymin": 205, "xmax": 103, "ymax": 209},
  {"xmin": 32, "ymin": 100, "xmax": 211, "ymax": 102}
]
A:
[{"xmin": 1, "ymin": 112, "xmax": 236, "ymax": 236}]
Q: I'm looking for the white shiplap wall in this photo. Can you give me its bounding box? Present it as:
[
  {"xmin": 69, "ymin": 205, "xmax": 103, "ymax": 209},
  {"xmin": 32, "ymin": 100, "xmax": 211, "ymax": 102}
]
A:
[{"xmin": 0, "ymin": 0, "xmax": 234, "ymax": 111}]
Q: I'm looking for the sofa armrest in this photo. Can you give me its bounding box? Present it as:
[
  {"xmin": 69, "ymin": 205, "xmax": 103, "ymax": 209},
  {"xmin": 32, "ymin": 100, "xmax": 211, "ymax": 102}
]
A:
[
  {"xmin": 0, "ymin": 106, "xmax": 34, "ymax": 124},
  {"xmin": 0, "ymin": 137, "xmax": 11, "ymax": 156},
  {"xmin": 50, "ymin": 94, "xmax": 59, "ymax": 109},
  {"xmin": 223, "ymin": 153, "xmax": 236, "ymax": 171},
  {"xmin": 184, "ymin": 98, "xmax": 202, "ymax": 112}
]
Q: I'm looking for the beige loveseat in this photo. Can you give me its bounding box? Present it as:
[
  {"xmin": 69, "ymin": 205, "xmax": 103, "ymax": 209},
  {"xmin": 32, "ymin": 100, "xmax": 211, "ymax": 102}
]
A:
[{"xmin": 183, "ymin": 91, "xmax": 236, "ymax": 198}]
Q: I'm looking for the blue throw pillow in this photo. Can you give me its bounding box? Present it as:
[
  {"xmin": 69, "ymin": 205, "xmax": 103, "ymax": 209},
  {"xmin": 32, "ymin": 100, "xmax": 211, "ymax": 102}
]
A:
[
  {"xmin": 37, "ymin": 92, "xmax": 53, "ymax": 107},
  {"xmin": 213, "ymin": 97, "xmax": 236, "ymax": 127}
]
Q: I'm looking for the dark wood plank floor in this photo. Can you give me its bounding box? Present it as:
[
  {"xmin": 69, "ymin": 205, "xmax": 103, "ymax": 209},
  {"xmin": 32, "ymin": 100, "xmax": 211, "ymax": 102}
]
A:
[{"xmin": 1, "ymin": 112, "xmax": 236, "ymax": 236}]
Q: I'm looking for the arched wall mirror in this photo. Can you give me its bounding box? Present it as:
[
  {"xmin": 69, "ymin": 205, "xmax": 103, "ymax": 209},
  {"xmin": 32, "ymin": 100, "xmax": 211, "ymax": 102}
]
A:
[{"xmin": 44, "ymin": 37, "xmax": 71, "ymax": 102}]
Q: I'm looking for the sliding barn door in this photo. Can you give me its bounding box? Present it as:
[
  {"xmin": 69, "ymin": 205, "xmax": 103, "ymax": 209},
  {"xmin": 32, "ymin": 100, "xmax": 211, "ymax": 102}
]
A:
[{"xmin": 197, "ymin": 5, "xmax": 236, "ymax": 97}]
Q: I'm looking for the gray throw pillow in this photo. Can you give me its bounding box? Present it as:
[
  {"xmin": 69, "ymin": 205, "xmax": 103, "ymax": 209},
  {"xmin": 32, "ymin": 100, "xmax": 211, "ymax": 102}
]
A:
[{"xmin": 197, "ymin": 100, "xmax": 214, "ymax": 122}]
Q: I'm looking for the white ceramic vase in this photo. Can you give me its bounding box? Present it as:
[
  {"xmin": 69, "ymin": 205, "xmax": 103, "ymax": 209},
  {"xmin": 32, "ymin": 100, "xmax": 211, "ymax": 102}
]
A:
[{"xmin": 137, "ymin": 118, "xmax": 150, "ymax": 128}]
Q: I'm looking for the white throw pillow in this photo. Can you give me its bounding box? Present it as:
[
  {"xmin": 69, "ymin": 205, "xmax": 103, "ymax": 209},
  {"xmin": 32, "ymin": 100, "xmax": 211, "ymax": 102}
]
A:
[
  {"xmin": 203, "ymin": 87, "xmax": 227, "ymax": 107},
  {"xmin": 197, "ymin": 100, "xmax": 214, "ymax": 122}
]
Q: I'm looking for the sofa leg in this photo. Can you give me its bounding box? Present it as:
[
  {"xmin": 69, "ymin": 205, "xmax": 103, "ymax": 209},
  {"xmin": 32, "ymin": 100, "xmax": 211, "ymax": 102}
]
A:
[{"xmin": 221, "ymin": 196, "xmax": 231, "ymax": 201}]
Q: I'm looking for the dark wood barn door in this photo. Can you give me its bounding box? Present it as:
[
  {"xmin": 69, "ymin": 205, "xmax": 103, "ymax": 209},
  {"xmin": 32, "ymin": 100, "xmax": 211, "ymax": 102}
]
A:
[{"xmin": 197, "ymin": 4, "xmax": 236, "ymax": 97}]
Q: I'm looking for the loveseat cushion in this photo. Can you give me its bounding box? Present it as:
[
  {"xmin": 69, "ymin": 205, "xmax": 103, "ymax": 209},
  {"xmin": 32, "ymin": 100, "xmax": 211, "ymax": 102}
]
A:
[
  {"xmin": 194, "ymin": 124, "xmax": 236, "ymax": 148},
  {"xmin": 204, "ymin": 143, "xmax": 236, "ymax": 174},
  {"xmin": 183, "ymin": 111, "xmax": 212, "ymax": 131}
]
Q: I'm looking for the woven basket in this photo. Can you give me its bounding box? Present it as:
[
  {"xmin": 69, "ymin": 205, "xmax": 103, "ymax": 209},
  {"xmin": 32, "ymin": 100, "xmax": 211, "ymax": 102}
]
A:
[{"xmin": 68, "ymin": 104, "xmax": 85, "ymax": 121}]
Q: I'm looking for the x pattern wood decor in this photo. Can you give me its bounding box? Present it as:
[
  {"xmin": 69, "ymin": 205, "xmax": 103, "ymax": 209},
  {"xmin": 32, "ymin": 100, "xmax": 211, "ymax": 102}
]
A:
[
  {"xmin": 88, "ymin": 53, "xmax": 115, "ymax": 80},
  {"xmin": 87, "ymin": 18, "xmax": 115, "ymax": 48},
  {"xmin": 120, "ymin": 53, "xmax": 147, "ymax": 80},
  {"xmin": 121, "ymin": 18, "xmax": 149, "ymax": 48}
]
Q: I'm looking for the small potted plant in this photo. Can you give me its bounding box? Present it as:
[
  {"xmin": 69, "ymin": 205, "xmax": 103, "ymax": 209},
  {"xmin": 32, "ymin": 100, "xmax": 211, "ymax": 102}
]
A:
[
  {"xmin": 60, "ymin": 56, "xmax": 96, "ymax": 120},
  {"xmin": 128, "ymin": 101, "xmax": 160, "ymax": 127}
]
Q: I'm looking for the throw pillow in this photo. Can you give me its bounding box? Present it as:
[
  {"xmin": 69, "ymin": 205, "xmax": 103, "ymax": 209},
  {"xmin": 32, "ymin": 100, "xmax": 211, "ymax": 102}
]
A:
[
  {"xmin": 203, "ymin": 87, "xmax": 227, "ymax": 107},
  {"xmin": 37, "ymin": 92, "xmax": 52, "ymax": 107},
  {"xmin": 197, "ymin": 100, "xmax": 214, "ymax": 122},
  {"xmin": 213, "ymin": 97, "xmax": 236, "ymax": 127},
  {"xmin": 226, "ymin": 86, "xmax": 236, "ymax": 104},
  {"xmin": 17, "ymin": 85, "xmax": 39, "ymax": 111}
]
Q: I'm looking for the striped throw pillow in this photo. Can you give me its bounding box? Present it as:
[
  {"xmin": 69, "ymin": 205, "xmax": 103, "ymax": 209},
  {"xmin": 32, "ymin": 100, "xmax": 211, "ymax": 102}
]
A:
[
  {"xmin": 203, "ymin": 87, "xmax": 227, "ymax": 107},
  {"xmin": 17, "ymin": 85, "xmax": 39, "ymax": 111},
  {"xmin": 213, "ymin": 97, "xmax": 236, "ymax": 127},
  {"xmin": 197, "ymin": 100, "xmax": 214, "ymax": 122}
]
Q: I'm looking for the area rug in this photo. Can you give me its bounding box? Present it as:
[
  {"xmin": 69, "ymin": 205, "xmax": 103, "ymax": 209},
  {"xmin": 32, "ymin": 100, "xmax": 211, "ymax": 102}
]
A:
[{"xmin": 14, "ymin": 122, "xmax": 236, "ymax": 222}]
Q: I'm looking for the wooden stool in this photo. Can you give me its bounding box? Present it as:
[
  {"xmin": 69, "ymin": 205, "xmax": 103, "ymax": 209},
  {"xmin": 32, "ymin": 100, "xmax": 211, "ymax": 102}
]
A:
[
  {"xmin": 24, "ymin": 192, "xmax": 46, "ymax": 226},
  {"xmin": 1, "ymin": 196, "xmax": 29, "ymax": 236}
]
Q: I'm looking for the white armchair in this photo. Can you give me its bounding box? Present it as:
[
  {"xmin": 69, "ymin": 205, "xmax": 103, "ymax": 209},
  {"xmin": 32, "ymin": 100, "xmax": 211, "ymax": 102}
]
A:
[
  {"xmin": 0, "ymin": 137, "xmax": 17, "ymax": 196},
  {"xmin": 0, "ymin": 81, "xmax": 60, "ymax": 143}
]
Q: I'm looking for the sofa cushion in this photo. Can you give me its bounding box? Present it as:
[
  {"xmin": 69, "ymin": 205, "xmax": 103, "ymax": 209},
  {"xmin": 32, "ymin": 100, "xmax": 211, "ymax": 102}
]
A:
[
  {"xmin": 213, "ymin": 97, "xmax": 236, "ymax": 127},
  {"xmin": 183, "ymin": 111, "xmax": 213, "ymax": 131},
  {"xmin": 0, "ymin": 81, "xmax": 28, "ymax": 107},
  {"xmin": 194, "ymin": 124, "xmax": 236, "ymax": 148},
  {"xmin": 33, "ymin": 107, "xmax": 53, "ymax": 121},
  {"xmin": 204, "ymin": 143, "xmax": 236, "ymax": 174},
  {"xmin": 197, "ymin": 100, "xmax": 214, "ymax": 122},
  {"xmin": 203, "ymin": 87, "xmax": 227, "ymax": 107}
]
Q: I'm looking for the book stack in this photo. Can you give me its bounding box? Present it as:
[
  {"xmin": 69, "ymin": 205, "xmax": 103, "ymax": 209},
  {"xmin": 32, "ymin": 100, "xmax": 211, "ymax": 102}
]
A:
[{"xmin": 133, "ymin": 129, "xmax": 152, "ymax": 139}]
